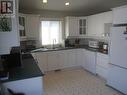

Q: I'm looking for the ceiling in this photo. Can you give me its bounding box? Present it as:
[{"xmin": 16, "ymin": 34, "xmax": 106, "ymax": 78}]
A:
[{"xmin": 19, "ymin": 0, "xmax": 127, "ymax": 15}]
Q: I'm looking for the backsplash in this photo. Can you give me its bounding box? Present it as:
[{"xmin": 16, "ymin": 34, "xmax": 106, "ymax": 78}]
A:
[{"xmin": 65, "ymin": 38, "xmax": 109, "ymax": 47}]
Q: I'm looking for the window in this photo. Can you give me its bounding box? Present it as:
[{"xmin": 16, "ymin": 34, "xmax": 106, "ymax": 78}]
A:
[{"xmin": 41, "ymin": 21, "xmax": 62, "ymax": 46}]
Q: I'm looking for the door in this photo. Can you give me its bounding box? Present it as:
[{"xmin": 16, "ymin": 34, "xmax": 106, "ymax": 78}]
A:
[{"xmin": 110, "ymin": 27, "xmax": 127, "ymax": 68}]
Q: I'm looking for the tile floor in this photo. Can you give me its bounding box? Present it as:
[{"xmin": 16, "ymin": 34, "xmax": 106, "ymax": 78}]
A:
[{"xmin": 43, "ymin": 68, "xmax": 123, "ymax": 95}]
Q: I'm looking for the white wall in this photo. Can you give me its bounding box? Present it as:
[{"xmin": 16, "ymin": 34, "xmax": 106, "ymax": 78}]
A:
[
  {"xmin": 0, "ymin": 0, "xmax": 20, "ymax": 55},
  {"xmin": 87, "ymin": 11, "xmax": 112, "ymax": 37}
]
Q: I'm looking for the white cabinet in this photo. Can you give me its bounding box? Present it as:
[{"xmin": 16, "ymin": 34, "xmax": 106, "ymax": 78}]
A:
[
  {"xmin": 25, "ymin": 15, "xmax": 40, "ymax": 39},
  {"xmin": 85, "ymin": 50, "xmax": 96, "ymax": 74},
  {"xmin": 87, "ymin": 11, "xmax": 112, "ymax": 37},
  {"xmin": 47, "ymin": 51, "xmax": 60, "ymax": 71},
  {"xmin": 31, "ymin": 52, "xmax": 48, "ymax": 73},
  {"xmin": 96, "ymin": 53, "xmax": 109, "ymax": 79},
  {"xmin": 113, "ymin": 5, "xmax": 127, "ymax": 24},
  {"xmin": 67, "ymin": 50, "xmax": 77, "ymax": 67},
  {"xmin": 78, "ymin": 17, "xmax": 87, "ymax": 36},
  {"xmin": 76, "ymin": 49, "xmax": 85, "ymax": 66},
  {"xmin": 32, "ymin": 49, "xmax": 78, "ymax": 72},
  {"xmin": 82, "ymin": 49, "xmax": 96, "ymax": 74},
  {"xmin": 36, "ymin": 52, "xmax": 48, "ymax": 72},
  {"xmin": 47, "ymin": 50, "xmax": 77, "ymax": 71},
  {"xmin": 65, "ymin": 16, "xmax": 88, "ymax": 38},
  {"xmin": 65, "ymin": 17, "xmax": 78, "ymax": 37},
  {"xmin": 58, "ymin": 50, "xmax": 69, "ymax": 69}
]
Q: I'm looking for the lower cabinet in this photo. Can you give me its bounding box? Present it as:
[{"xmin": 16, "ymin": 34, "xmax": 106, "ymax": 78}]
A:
[
  {"xmin": 47, "ymin": 51, "xmax": 60, "ymax": 71},
  {"xmin": 96, "ymin": 52, "xmax": 109, "ymax": 80},
  {"xmin": 32, "ymin": 52, "xmax": 48, "ymax": 73},
  {"xmin": 67, "ymin": 50, "xmax": 77, "ymax": 67},
  {"xmin": 32, "ymin": 49, "xmax": 77, "ymax": 72},
  {"xmin": 75, "ymin": 49, "xmax": 84, "ymax": 66},
  {"xmin": 32, "ymin": 49, "xmax": 110, "ymax": 78},
  {"xmin": 82, "ymin": 49, "xmax": 97, "ymax": 74},
  {"xmin": 58, "ymin": 50, "xmax": 69, "ymax": 69}
]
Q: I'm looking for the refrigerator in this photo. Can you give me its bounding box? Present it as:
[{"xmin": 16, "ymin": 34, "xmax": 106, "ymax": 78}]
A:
[{"xmin": 107, "ymin": 24, "xmax": 127, "ymax": 94}]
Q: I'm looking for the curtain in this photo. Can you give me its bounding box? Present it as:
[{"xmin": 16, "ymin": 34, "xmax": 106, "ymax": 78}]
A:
[{"xmin": 41, "ymin": 21, "xmax": 62, "ymax": 46}]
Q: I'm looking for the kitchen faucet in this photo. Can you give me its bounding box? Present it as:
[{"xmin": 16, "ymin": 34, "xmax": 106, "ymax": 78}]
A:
[{"xmin": 52, "ymin": 39, "xmax": 56, "ymax": 49}]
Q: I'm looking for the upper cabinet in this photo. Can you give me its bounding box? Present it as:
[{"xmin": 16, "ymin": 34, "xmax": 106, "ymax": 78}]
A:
[
  {"xmin": 65, "ymin": 11, "xmax": 112, "ymax": 38},
  {"xmin": 78, "ymin": 17, "xmax": 87, "ymax": 36},
  {"xmin": 25, "ymin": 15, "xmax": 40, "ymax": 39},
  {"xmin": 112, "ymin": 5, "xmax": 127, "ymax": 24},
  {"xmin": 19, "ymin": 14, "xmax": 40, "ymax": 41},
  {"xmin": 65, "ymin": 16, "xmax": 87, "ymax": 38},
  {"xmin": 19, "ymin": 13, "xmax": 26, "ymax": 40},
  {"xmin": 87, "ymin": 11, "xmax": 112, "ymax": 37},
  {"xmin": 65, "ymin": 17, "xmax": 78, "ymax": 37}
]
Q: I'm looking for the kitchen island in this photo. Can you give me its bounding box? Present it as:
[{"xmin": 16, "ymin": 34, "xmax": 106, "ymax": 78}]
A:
[{"xmin": 2, "ymin": 54, "xmax": 44, "ymax": 95}]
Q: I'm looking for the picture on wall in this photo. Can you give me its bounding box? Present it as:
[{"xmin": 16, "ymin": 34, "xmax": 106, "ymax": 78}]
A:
[{"xmin": 0, "ymin": 17, "xmax": 12, "ymax": 32}]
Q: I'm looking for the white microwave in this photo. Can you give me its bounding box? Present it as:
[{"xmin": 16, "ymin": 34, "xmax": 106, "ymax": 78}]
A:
[{"xmin": 88, "ymin": 41, "xmax": 99, "ymax": 49}]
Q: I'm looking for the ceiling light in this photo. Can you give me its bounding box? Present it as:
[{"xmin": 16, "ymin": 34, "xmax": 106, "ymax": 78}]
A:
[
  {"xmin": 65, "ymin": 2, "xmax": 69, "ymax": 6},
  {"xmin": 43, "ymin": 0, "xmax": 47, "ymax": 3}
]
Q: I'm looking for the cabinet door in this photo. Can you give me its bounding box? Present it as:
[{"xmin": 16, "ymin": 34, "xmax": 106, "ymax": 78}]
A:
[
  {"xmin": 65, "ymin": 17, "xmax": 78, "ymax": 37},
  {"xmin": 58, "ymin": 50, "xmax": 69, "ymax": 69},
  {"xmin": 76, "ymin": 49, "xmax": 84, "ymax": 66},
  {"xmin": 87, "ymin": 14, "xmax": 104, "ymax": 37},
  {"xmin": 69, "ymin": 17, "xmax": 78, "ymax": 36},
  {"xmin": 78, "ymin": 17, "xmax": 87, "ymax": 36},
  {"xmin": 83, "ymin": 50, "xmax": 96, "ymax": 74},
  {"xmin": 67, "ymin": 50, "xmax": 76, "ymax": 67},
  {"xmin": 25, "ymin": 15, "xmax": 40, "ymax": 39},
  {"xmin": 36, "ymin": 52, "xmax": 48, "ymax": 73},
  {"xmin": 47, "ymin": 51, "xmax": 59, "ymax": 71}
]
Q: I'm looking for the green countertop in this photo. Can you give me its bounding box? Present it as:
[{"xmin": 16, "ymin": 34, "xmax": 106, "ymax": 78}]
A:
[{"xmin": 2, "ymin": 54, "xmax": 44, "ymax": 83}]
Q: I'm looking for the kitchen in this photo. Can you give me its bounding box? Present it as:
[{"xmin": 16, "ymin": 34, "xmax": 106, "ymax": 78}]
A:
[{"xmin": 0, "ymin": 0, "xmax": 127, "ymax": 95}]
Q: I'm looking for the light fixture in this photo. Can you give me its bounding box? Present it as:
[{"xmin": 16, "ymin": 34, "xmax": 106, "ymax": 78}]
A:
[
  {"xmin": 43, "ymin": 0, "xmax": 47, "ymax": 3},
  {"xmin": 65, "ymin": 2, "xmax": 69, "ymax": 6}
]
